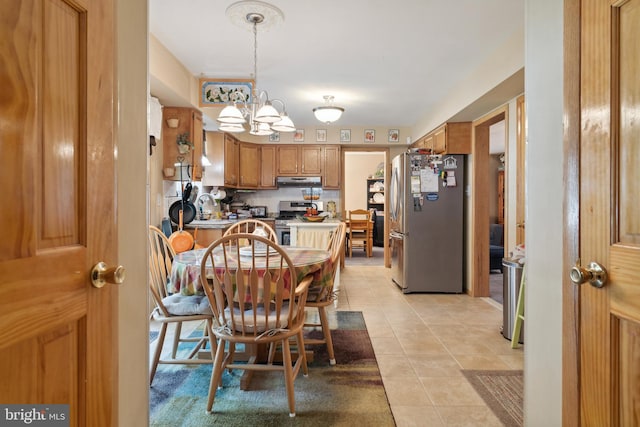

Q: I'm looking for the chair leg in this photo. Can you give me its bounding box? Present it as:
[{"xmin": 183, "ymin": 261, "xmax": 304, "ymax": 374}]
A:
[
  {"xmin": 318, "ymin": 306, "xmax": 336, "ymax": 365},
  {"xmin": 171, "ymin": 322, "xmax": 183, "ymax": 358},
  {"xmin": 150, "ymin": 323, "xmax": 168, "ymax": 385},
  {"xmin": 281, "ymin": 337, "xmax": 297, "ymax": 417},
  {"xmin": 207, "ymin": 339, "xmax": 226, "ymax": 413}
]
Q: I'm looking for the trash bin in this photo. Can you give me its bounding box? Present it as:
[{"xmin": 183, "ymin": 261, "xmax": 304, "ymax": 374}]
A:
[{"xmin": 502, "ymin": 258, "xmax": 524, "ymax": 343}]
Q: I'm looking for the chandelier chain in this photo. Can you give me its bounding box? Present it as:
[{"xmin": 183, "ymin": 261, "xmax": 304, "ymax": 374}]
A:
[{"xmin": 253, "ymin": 20, "xmax": 258, "ymax": 97}]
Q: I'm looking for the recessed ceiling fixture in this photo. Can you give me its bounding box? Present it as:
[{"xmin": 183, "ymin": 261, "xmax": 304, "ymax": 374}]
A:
[
  {"xmin": 217, "ymin": 1, "xmax": 294, "ymax": 136},
  {"xmin": 313, "ymin": 95, "xmax": 344, "ymax": 124}
]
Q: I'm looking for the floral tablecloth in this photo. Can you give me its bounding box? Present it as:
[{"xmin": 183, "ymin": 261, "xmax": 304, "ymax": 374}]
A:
[{"xmin": 169, "ymin": 247, "xmax": 332, "ymax": 301}]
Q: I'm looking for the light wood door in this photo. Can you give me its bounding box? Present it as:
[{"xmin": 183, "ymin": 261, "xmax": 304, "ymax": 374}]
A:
[
  {"xmin": 260, "ymin": 145, "xmax": 277, "ymax": 189},
  {"xmin": 300, "ymin": 146, "xmax": 322, "ymax": 175},
  {"xmin": 0, "ymin": 0, "xmax": 117, "ymax": 426},
  {"xmin": 276, "ymin": 145, "xmax": 299, "ymax": 175},
  {"xmin": 323, "ymin": 146, "xmax": 341, "ymax": 189},
  {"xmin": 565, "ymin": 0, "xmax": 640, "ymax": 424},
  {"xmin": 238, "ymin": 142, "xmax": 259, "ymax": 188}
]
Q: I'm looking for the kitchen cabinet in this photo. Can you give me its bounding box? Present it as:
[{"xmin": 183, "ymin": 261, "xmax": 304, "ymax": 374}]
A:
[
  {"xmin": 185, "ymin": 228, "xmax": 223, "ymax": 248},
  {"xmin": 260, "ymin": 145, "xmax": 277, "ymax": 189},
  {"xmin": 201, "ymin": 131, "xmax": 239, "ymax": 187},
  {"xmin": 276, "ymin": 145, "xmax": 322, "ymax": 176},
  {"xmin": 238, "ymin": 142, "xmax": 260, "ymax": 188},
  {"xmin": 162, "ymin": 107, "xmax": 203, "ymax": 179},
  {"xmin": 323, "ymin": 146, "xmax": 341, "ymax": 189},
  {"xmin": 367, "ymin": 178, "xmax": 384, "ymax": 211},
  {"xmin": 412, "ymin": 122, "xmax": 471, "ymax": 154}
]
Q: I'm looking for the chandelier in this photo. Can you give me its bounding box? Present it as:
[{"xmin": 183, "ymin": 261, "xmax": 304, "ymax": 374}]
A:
[
  {"xmin": 217, "ymin": 1, "xmax": 294, "ymax": 136},
  {"xmin": 313, "ymin": 95, "xmax": 344, "ymax": 124}
]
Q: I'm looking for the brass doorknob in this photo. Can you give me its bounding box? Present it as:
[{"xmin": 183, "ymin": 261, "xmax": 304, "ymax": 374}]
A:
[
  {"xmin": 570, "ymin": 260, "xmax": 607, "ymax": 288},
  {"xmin": 91, "ymin": 262, "xmax": 125, "ymax": 288}
]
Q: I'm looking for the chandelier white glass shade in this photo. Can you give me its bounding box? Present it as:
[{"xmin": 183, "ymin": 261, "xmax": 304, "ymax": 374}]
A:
[
  {"xmin": 313, "ymin": 95, "xmax": 344, "ymax": 124},
  {"xmin": 217, "ymin": 2, "xmax": 294, "ymax": 136}
]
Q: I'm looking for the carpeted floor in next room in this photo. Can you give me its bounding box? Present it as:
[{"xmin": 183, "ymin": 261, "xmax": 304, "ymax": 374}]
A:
[{"xmin": 151, "ymin": 265, "xmax": 522, "ymax": 426}]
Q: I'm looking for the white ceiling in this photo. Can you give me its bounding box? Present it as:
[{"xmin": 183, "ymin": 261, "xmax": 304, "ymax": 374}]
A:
[{"xmin": 149, "ymin": 0, "xmax": 524, "ymax": 130}]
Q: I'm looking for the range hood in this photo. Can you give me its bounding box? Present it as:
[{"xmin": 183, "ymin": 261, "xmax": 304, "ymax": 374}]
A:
[{"xmin": 276, "ymin": 176, "xmax": 322, "ymax": 187}]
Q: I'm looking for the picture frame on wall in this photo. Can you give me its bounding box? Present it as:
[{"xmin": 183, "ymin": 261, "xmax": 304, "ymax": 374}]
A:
[
  {"xmin": 199, "ymin": 78, "xmax": 254, "ymax": 107},
  {"xmin": 269, "ymin": 131, "xmax": 280, "ymax": 142},
  {"xmin": 293, "ymin": 129, "xmax": 305, "ymax": 142},
  {"xmin": 316, "ymin": 129, "xmax": 327, "ymax": 142},
  {"xmin": 364, "ymin": 129, "xmax": 375, "ymax": 143},
  {"xmin": 340, "ymin": 129, "xmax": 351, "ymax": 142},
  {"xmin": 388, "ymin": 129, "xmax": 399, "ymax": 142}
]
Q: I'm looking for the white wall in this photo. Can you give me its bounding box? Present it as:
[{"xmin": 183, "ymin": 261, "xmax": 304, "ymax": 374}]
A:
[
  {"xmin": 344, "ymin": 152, "xmax": 385, "ymax": 215},
  {"xmin": 524, "ymin": 0, "xmax": 564, "ymax": 425},
  {"xmin": 117, "ymin": 0, "xmax": 148, "ymax": 426}
]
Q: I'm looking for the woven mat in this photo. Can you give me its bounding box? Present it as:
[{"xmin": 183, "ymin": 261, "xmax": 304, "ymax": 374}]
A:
[{"xmin": 462, "ymin": 370, "xmax": 523, "ymax": 427}]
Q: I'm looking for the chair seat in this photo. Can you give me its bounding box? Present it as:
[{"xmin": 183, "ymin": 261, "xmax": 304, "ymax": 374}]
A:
[
  {"xmin": 222, "ymin": 303, "xmax": 299, "ymax": 335},
  {"xmin": 162, "ymin": 293, "xmax": 213, "ymax": 316}
]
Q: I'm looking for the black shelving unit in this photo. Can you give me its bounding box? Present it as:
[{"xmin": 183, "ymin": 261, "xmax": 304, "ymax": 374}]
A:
[
  {"xmin": 367, "ymin": 178, "xmax": 384, "ymax": 247},
  {"xmin": 367, "ymin": 178, "xmax": 384, "ymax": 211}
]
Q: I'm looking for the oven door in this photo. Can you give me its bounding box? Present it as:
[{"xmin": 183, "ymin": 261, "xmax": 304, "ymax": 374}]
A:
[{"xmin": 276, "ymin": 227, "xmax": 291, "ymax": 246}]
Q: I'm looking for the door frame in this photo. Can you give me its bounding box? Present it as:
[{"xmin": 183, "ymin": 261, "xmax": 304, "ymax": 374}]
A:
[
  {"xmin": 562, "ymin": 0, "xmax": 581, "ymax": 423},
  {"xmin": 341, "ymin": 148, "xmax": 390, "ymax": 267},
  {"xmin": 470, "ymin": 106, "xmax": 508, "ymax": 297}
]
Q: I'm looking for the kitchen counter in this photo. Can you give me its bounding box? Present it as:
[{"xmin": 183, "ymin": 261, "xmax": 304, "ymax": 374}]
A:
[{"xmin": 183, "ymin": 219, "xmax": 235, "ymax": 229}]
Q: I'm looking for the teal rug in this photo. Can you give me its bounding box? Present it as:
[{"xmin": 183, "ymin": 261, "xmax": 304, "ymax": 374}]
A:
[{"xmin": 150, "ymin": 311, "xmax": 395, "ymax": 426}]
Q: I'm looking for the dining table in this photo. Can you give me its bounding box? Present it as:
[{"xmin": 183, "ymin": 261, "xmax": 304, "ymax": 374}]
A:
[
  {"xmin": 168, "ymin": 245, "xmax": 332, "ymax": 389},
  {"xmin": 169, "ymin": 246, "xmax": 333, "ymax": 301}
]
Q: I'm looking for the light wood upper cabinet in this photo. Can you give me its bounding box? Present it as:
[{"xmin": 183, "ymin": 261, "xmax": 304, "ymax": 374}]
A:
[
  {"xmin": 238, "ymin": 142, "xmax": 260, "ymax": 188},
  {"xmin": 260, "ymin": 145, "xmax": 277, "ymax": 189},
  {"xmin": 412, "ymin": 122, "xmax": 471, "ymax": 154},
  {"xmin": 300, "ymin": 146, "xmax": 323, "ymax": 175},
  {"xmin": 201, "ymin": 131, "xmax": 239, "ymax": 187},
  {"xmin": 276, "ymin": 145, "xmax": 323, "ymax": 176},
  {"xmin": 276, "ymin": 145, "xmax": 300, "ymax": 175},
  {"xmin": 323, "ymin": 146, "xmax": 341, "ymax": 189},
  {"xmin": 162, "ymin": 107, "xmax": 203, "ymax": 178},
  {"xmin": 224, "ymin": 134, "xmax": 239, "ymax": 187}
]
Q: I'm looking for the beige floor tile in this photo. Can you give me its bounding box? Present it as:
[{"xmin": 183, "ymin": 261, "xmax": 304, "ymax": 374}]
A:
[
  {"xmin": 382, "ymin": 377, "xmax": 432, "ymax": 406},
  {"xmin": 435, "ymin": 405, "xmax": 503, "ymax": 426},
  {"xmin": 397, "ymin": 335, "xmax": 449, "ymax": 355},
  {"xmin": 376, "ymin": 354, "xmax": 417, "ymax": 378},
  {"xmin": 370, "ymin": 336, "xmax": 405, "ymax": 355},
  {"xmin": 407, "ymin": 354, "xmax": 463, "ymax": 377},
  {"xmin": 420, "ymin": 377, "xmax": 485, "ymax": 406},
  {"xmin": 499, "ymin": 353, "xmax": 525, "ymax": 369},
  {"xmin": 392, "ymin": 405, "xmax": 444, "ymax": 427}
]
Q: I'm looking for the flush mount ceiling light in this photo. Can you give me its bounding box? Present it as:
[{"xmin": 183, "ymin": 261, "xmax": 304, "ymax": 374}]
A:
[
  {"xmin": 313, "ymin": 95, "xmax": 344, "ymax": 124},
  {"xmin": 216, "ymin": 1, "xmax": 294, "ymax": 136}
]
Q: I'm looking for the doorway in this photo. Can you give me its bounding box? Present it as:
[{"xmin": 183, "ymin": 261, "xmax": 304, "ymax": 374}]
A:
[{"xmin": 342, "ymin": 149, "xmax": 388, "ymax": 266}]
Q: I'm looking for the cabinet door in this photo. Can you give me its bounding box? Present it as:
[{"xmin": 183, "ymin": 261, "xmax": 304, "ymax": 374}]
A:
[
  {"xmin": 301, "ymin": 145, "xmax": 322, "ymax": 175},
  {"xmin": 433, "ymin": 126, "xmax": 446, "ymax": 153},
  {"xmin": 239, "ymin": 142, "xmax": 260, "ymax": 188},
  {"xmin": 323, "ymin": 146, "xmax": 341, "ymax": 189},
  {"xmin": 191, "ymin": 111, "xmax": 203, "ymax": 179},
  {"xmin": 260, "ymin": 145, "xmax": 277, "ymax": 189},
  {"xmin": 224, "ymin": 134, "xmax": 239, "ymax": 187},
  {"xmin": 277, "ymin": 146, "xmax": 300, "ymax": 175}
]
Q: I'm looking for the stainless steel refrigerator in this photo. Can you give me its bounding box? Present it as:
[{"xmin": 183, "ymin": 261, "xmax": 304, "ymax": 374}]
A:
[{"xmin": 389, "ymin": 152, "xmax": 464, "ymax": 293}]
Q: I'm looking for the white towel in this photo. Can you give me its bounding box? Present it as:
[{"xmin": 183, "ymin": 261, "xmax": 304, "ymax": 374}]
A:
[{"xmin": 298, "ymin": 229, "xmax": 331, "ymax": 249}]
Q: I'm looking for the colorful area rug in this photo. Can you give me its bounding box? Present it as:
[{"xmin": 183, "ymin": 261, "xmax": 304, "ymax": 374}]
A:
[
  {"xmin": 150, "ymin": 311, "xmax": 395, "ymax": 426},
  {"xmin": 462, "ymin": 370, "xmax": 523, "ymax": 427}
]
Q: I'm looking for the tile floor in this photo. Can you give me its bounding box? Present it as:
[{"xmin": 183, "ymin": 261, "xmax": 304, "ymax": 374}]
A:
[
  {"xmin": 150, "ymin": 264, "xmax": 523, "ymax": 426},
  {"xmin": 334, "ymin": 265, "xmax": 523, "ymax": 426}
]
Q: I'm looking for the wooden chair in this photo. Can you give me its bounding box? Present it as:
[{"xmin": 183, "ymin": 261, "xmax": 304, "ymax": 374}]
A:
[
  {"xmin": 148, "ymin": 226, "xmax": 216, "ymax": 385},
  {"xmin": 303, "ymin": 222, "xmax": 347, "ymax": 365},
  {"xmin": 200, "ymin": 233, "xmax": 313, "ymax": 417},
  {"xmin": 347, "ymin": 209, "xmax": 372, "ymax": 257},
  {"xmin": 223, "ymin": 218, "xmax": 278, "ymax": 243}
]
